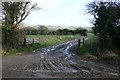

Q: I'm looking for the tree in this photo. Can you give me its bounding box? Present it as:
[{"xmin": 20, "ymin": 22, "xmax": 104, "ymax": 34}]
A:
[
  {"xmin": 74, "ymin": 28, "xmax": 87, "ymax": 36},
  {"xmin": 2, "ymin": 2, "xmax": 39, "ymax": 48},
  {"xmin": 22, "ymin": 27, "xmax": 36, "ymax": 35},
  {"xmin": 37, "ymin": 25, "xmax": 49, "ymax": 35},
  {"xmin": 87, "ymin": 1, "xmax": 120, "ymax": 50}
]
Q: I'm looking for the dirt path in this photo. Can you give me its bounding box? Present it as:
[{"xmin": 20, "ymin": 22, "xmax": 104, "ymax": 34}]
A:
[{"xmin": 2, "ymin": 39, "xmax": 119, "ymax": 78}]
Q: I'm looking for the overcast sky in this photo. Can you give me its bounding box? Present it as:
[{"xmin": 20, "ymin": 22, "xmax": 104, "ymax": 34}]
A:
[{"xmin": 23, "ymin": 0, "xmax": 94, "ymax": 27}]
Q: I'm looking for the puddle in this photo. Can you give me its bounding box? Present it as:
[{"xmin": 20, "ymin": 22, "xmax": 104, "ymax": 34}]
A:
[{"xmin": 68, "ymin": 60, "xmax": 77, "ymax": 64}]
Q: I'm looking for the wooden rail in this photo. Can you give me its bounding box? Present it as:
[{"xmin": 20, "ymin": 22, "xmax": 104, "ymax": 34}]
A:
[{"xmin": 22, "ymin": 37, "xmax": 41, "ymax": 45}]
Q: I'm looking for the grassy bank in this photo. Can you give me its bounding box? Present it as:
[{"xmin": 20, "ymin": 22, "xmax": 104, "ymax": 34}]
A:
[{"xmin": 2, "ymin": 35, "xmax": 75, "ymax": 55}]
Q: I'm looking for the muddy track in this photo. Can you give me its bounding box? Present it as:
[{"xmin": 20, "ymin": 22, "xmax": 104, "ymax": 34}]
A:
[{"xmin": 2, "ymin": 39, "xmax": 119, "ymax": 78}]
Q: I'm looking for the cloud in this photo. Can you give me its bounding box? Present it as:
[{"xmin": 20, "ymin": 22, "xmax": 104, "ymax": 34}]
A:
[{"xmin": 24, "ymin": 0, "xmax": 94, "ymax": 27}]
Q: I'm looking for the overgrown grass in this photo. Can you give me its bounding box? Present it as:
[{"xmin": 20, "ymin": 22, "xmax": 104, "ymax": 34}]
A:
[
  {"xmin": 75, "ymin": 33, "xmax": 96, "ymax": 55},
  {"xmin": 3, "ymin": 35, "xmax": 75, "ymax": 55}
]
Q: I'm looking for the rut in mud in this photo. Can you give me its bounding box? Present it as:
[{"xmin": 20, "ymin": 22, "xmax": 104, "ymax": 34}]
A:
[{"xmin": 2, "ymin": 39, "xmax": 119, "ymax": 78}]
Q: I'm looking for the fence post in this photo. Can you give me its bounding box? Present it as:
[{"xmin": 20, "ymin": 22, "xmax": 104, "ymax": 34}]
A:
[
  {"xmin": 39, "ymin": 37, "xmax": 40, "ymax": 42},
  {"xmin": 78, "ymin": 39, "xmax": 81, "ymax": 47},
  {"xmin": 83, "ymin": 37, "xmax": 85, "ymax": 44},
  {"xmin": 23, "ymin": 37, "xmax": 26, "ymax": 45},
  {"xmin": 32, "ymin": 38, "xmax": 34, "ymax": 44}
]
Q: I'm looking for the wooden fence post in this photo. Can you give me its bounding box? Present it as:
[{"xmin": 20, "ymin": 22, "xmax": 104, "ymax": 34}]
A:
[
  {"xmin": 23, "ymin": 37, "xmax": 26, "ymax": 45},
  {"xmin": 78, "ymin": 39, "xmax": 81, "ymax": 47},
  {"xmin": 83, "ymin": 37, "xmax": 85, "ymax": 44},
  {"xmin": 32, "ymin": 38, "xmax": 34, "ymax": 44},
  {"xmin": 39, "ymin": 37, "xmax": 40, "ymax": 42}
]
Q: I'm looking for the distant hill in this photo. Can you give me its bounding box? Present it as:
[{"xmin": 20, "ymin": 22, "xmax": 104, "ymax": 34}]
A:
[{"xmin": 19, "ymin": 23, "xmax": 92, "ymax": 31}]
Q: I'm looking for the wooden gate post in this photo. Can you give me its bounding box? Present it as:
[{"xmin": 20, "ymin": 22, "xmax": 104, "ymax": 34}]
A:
[
  {"xmin": 32, "ymin": 38, "xmax": 34, "ymax": 44},
  {"xmin": 78, "ymin": 39, "xmax": 81, "ymax": 47},
  {"xmin": 39, "ymin": 37, "xmax": 40, "ymax": 42},
  {"xmin": 23, "ymin": 37, "xmax": 26, "ymax": 45},
  {"xmin": 83, "ymin": 37, "xmax": 85, "ymax": 44}
]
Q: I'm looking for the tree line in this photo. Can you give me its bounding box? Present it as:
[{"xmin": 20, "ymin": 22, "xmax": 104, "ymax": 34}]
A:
[{"xmin": 21, "ymin": 26, "xmax": 87, "ymax": 35}]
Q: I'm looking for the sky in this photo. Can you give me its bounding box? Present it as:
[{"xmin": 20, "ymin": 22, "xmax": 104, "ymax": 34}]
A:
[{"xmin": 23, "ymin": 0, "xmax": 94, "ymax": 28}]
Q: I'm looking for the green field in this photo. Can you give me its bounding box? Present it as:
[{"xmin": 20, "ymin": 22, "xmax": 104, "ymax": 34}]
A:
[
  {"xmin": 27, "ymin": 35, "xmax": 75, "ymax": 44},
  {"xmin": 3, "ymin": 35, "xmax": 76, "ymax": 55},
  {"xmin": 26, "ymin": 35, "xmax": 76, "ymax": 47}
]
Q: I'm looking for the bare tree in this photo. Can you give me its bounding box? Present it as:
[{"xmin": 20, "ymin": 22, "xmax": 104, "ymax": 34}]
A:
[{"xmin": 2, "ymin": 1, "xmax": 39, "ymax": 48}]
